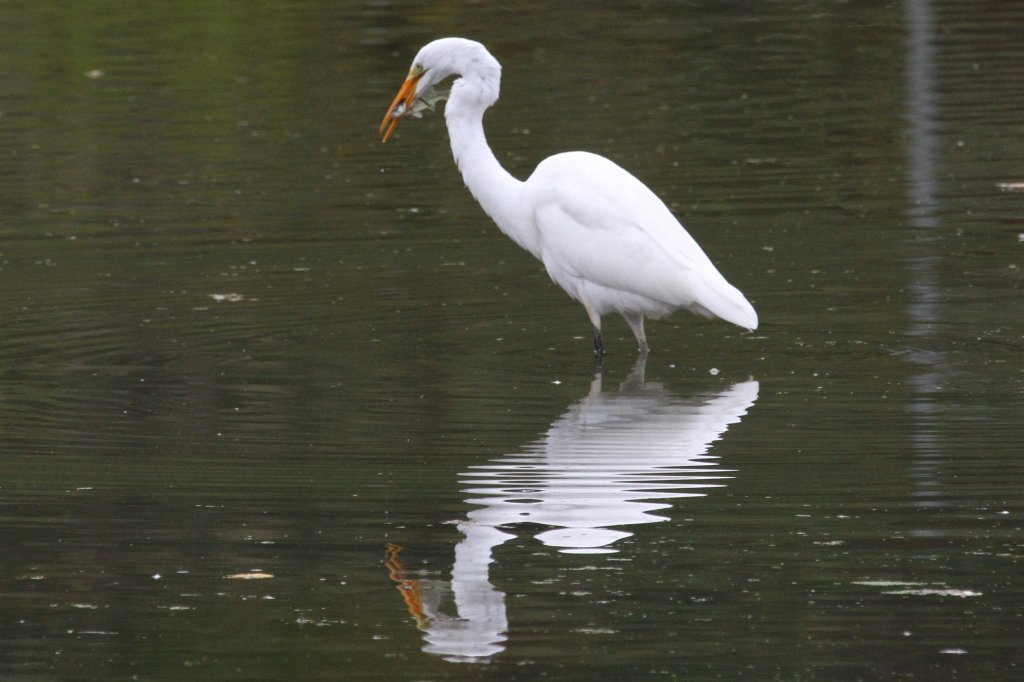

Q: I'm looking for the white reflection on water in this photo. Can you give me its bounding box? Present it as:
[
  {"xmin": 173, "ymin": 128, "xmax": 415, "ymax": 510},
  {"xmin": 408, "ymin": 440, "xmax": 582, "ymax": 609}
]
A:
[{"xmin": 387, "ymin": 361, "xmax": 758, "ymax": 662}]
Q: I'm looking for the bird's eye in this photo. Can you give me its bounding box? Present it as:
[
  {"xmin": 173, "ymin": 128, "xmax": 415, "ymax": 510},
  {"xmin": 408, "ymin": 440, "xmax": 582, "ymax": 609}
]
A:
[{"xmin": 411, "ymin": 63, "xmax": 425, "ymax": 77}]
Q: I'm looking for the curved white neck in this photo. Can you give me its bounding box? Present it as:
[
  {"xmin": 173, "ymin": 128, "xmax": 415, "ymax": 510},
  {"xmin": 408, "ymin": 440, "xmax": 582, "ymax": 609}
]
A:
[{"xmin": 445, "ymin": 79, "xmax": 535, "ymax": 257}]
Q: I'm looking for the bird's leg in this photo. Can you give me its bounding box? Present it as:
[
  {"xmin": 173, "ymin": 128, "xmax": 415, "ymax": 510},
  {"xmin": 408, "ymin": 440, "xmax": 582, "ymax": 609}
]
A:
[
  {"xmin": 623, "ymin": 313, "xmax": 649, "ymax": 356},
  {"xmin": 584, "ymin": 304, "xmax": 605, "ymax": 357}
]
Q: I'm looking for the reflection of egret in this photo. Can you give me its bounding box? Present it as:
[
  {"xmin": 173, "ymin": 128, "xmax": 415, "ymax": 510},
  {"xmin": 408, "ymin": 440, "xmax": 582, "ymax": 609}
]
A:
[
  {"xmin": 465, "ymin": 368, "xmax": 758, "ymax": 554},
  {"xmin": 379, "ymin": 37, "xmax": 757, "ymax": 355},
  {"xmin": 386, "ymin": 359, "xmax": 758, "ymax": 662}
]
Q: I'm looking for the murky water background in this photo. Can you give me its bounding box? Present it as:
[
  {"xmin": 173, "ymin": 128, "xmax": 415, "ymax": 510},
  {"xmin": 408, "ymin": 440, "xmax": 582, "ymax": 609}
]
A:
[{"xmin": 1, "ymin": 1, "xmax": 1022, "ymax": 679}]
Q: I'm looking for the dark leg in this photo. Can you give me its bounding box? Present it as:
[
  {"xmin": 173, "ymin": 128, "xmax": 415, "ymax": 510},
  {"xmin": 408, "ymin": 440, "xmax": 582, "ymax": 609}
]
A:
[
  {"xmin": 584, "ymin": 304, "xmax": 605, "ymax": 357},
  {"xmin": 592, "ymin": 326, "xmax": 605, "ymax": 357}
]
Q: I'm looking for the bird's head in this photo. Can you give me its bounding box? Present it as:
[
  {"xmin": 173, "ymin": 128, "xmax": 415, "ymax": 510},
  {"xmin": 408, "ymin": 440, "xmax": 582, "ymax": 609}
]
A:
[{"xmin": 379, "ymin": 38, "xmax": 498, "ymax": 142}]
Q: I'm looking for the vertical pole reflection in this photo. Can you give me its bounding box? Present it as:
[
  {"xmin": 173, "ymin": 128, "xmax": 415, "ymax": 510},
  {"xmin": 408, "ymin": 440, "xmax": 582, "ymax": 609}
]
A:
[
  {"xmin": 903, "ymin": 0, "xmax": 948, "ymax": 515},
  {"xmin": 905, "ymin": 0, "xmax": 939, "ymax": 233}
]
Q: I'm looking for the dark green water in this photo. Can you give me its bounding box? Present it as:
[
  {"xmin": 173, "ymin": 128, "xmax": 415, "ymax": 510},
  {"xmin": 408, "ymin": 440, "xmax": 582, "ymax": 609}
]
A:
[{"xmin": 1, "ymin": 1, "xmax": 1022, "ymax": 679}]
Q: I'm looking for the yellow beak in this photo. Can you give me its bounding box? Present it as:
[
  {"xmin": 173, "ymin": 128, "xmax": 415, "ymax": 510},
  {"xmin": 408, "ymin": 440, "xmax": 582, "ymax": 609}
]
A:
[{"xmin": 379, "ymin": 72, "xmax": 423, "ymax": 142}]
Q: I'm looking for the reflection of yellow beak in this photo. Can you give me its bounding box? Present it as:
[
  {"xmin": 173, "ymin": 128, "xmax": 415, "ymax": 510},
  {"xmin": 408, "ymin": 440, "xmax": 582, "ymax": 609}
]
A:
[
  {"xmin": 379, "ymin": 72, "xmax": 423, "ymax": 142},
  {"xmin": 384, "ymin": 543, "xmax": 427, "ymax": 626}
]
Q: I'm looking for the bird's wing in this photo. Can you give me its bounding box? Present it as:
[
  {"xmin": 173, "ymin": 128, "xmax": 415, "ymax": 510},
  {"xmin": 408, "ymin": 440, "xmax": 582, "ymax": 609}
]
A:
[{"xmin": 527, "ymin": 152, "xmax": 756, "ymax": 328}]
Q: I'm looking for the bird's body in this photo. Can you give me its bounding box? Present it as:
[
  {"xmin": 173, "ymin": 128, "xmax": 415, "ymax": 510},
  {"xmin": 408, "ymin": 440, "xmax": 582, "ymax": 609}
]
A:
[{"xmin": 380, "ymin": 38, "xmax": 757, "ymax": 354}]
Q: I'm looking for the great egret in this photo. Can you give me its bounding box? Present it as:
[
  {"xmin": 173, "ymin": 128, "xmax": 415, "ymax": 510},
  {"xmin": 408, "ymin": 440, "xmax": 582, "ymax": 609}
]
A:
[{"xmin": 380, "ymin": 37, "xmax": 757, "ymax": 355}]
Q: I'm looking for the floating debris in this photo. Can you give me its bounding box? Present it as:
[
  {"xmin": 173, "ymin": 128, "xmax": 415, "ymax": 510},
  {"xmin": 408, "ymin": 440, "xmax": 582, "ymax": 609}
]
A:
[
  {"xmin": 855, "ymin": 580, "xmax": 980, "ymax": 597},
  {"xmin": 884, "ymin": 588, "xmax": 981, "ymax": 598},
  {"xmin": 997, "ymin": 182, "xmax": 1024, "ymax": 191},
  {"xmin": 210, "ymin": 293, "xmax": 245, "ymax": 303},
  {"xmin": 853, "ymin": 580, "xmax": 925, "ymax": 587},
  {"xmin": 225, "ymin": 571, "xmax": 274, "ymax": 580}
]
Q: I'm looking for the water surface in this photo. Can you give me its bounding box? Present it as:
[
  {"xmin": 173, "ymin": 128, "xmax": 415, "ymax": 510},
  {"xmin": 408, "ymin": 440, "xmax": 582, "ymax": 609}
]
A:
[{"xmin": 1, "ymin": 1, "xmax": 1022, "ymax": 679}]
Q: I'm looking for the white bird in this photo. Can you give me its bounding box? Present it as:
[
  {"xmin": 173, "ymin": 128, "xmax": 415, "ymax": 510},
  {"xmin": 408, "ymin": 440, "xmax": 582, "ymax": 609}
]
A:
[{"xmin": 380, "ymin": 37, "xmax": 757, "ymax": 355}]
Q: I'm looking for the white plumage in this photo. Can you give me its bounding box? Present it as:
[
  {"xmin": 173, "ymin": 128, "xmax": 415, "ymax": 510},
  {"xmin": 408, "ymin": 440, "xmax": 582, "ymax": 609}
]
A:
[{"xmin": 381, "ymin": 37, "xmax": 757, "ymax": 354}]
